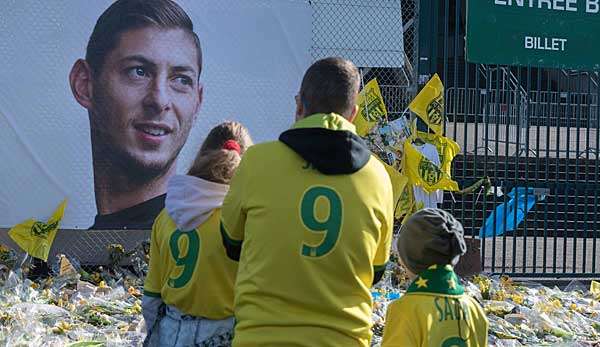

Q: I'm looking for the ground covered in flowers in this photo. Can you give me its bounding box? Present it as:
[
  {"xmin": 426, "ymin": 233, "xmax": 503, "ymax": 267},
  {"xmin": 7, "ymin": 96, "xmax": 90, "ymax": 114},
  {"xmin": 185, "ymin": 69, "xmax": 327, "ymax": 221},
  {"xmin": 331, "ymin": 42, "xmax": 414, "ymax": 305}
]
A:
[
  {"xmin": 372, "ymin": 257, "xmax": 600, "ymax": 347},
  {"xmin": 2, "ymin": 246, "xmax": 600, "ymax": 346}
]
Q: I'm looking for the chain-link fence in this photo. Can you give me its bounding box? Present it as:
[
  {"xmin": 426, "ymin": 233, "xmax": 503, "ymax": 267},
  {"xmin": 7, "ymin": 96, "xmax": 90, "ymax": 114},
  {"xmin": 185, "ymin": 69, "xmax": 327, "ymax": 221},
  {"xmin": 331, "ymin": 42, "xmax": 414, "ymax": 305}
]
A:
[{"xmin": 310, "ymin": 0, "xmax": 419, "ymax": 119}]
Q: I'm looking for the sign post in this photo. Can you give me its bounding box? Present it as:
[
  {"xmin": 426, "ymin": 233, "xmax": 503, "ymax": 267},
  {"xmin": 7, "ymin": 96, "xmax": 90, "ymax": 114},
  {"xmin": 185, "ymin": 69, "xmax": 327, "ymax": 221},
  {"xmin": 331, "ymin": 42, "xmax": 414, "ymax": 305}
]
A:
[{"xmin": 466, "ymin": 0, "xmax": 600, "ymax": 70}]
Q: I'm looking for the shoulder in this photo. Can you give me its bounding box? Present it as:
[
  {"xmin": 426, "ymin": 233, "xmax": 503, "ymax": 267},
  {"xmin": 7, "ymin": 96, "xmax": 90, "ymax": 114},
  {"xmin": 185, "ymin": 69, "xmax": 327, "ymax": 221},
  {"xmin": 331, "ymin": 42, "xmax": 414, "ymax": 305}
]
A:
[
  {"xmin": 151, "ymin": 209, "xmax": 177, "ymax": 239},
  {"xmin": 198, "ymin": 208, "xmax": 221, "ymax": 229},
  {"xmin": 237, "ymin": 141, "xmax": 290, "ymax": 169},
  {"xmin": 240, "ymin": 141, "xmax": 301, "ymax": 172},
  {"xmin": 153, "ymin": 208, "xmax": 172, "ymax": 228},
  {"xmin": 463, "ymin": 295, "xmax": 488, "ymax": 318},
  {"xmin": 384, "ymin": 296, "xmax": 421, "ymax": 326},
  {"xmin": 244, "ymin": 141, "xmax": 288, "ymax": 157},
  {"xmin": 365, "ymin": 154, "xmax": 393, "ymax": 181},
  {"xmin": 386, "ymin": 295, "xmax": 415, "ymax": 312},
  {"xmin": 358, "ymin": 155, "xmax": 394, "ymax": 200}
]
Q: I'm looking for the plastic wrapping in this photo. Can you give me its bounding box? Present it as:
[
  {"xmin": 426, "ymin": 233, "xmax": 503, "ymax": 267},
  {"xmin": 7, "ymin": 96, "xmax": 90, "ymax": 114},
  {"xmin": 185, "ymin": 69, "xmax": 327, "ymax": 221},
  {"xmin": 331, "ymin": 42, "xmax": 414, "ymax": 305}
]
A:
[
  {"xmin": 0, "ymin": 252, "xmax": 145, "ymax": 346},
  {"xmin": 371, "ymin": 271, "xmax": 600, "ymax": 346}
]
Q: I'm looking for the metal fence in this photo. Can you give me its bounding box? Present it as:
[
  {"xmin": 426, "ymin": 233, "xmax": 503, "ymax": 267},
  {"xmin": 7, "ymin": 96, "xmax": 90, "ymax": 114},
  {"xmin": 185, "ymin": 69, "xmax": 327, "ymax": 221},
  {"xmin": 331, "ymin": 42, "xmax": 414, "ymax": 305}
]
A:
[
  {"xmin": 310, "ymin": 0, "xmax": 419, "ymax": 117},
  {"xmin": 434, "ymin": 0, "xmax": 600, "ymax": 278},
  {"xmin": 9, "ymin": 0, "xmax": 599, "ymax": 279}
]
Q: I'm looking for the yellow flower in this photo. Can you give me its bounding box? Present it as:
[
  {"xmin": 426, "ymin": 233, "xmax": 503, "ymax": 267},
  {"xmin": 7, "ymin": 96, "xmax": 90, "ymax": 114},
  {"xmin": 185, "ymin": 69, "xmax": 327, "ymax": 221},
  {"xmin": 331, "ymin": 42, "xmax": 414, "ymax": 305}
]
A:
[
  {"xmin": 131, "ymin": 302, "xmax": 142, "ymax": 314},
  {"xmin": 128, "ymin": 286, "xmax": 141, "ymax": 297},
  {"xmin": 491, "ymin": 289, "xmax": 507, "ymax": 302},
  {"xmin": 551, "ymin": 299, "xmax": 562, "ymax": 309},
  {"xmin": 52, "ymin": 321, "xmax": 72, "ymax": 334},
  {"xmin": 511, "ymin": 294, "xmax": 524, "ymax": 305},
  {"xmin": 90, "ymin": 272, "xmax": 102, "ymax": 284},
  {"xmin": 500, "ymin": 275, "xmax": 513, "ymax": 288}
]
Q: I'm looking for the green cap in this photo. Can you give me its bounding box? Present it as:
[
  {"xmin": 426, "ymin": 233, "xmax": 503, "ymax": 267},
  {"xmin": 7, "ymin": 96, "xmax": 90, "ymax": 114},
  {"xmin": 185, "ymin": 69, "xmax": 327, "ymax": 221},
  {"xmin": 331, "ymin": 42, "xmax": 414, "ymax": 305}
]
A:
[{"xmin": 397, "ymin": 208, "xmax": 467, "ymax": 275}]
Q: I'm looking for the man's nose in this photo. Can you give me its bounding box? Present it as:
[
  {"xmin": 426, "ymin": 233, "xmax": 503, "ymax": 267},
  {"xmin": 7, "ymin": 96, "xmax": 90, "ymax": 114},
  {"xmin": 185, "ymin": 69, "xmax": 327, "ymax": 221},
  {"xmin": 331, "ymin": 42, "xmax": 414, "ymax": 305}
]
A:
[{"xmin": 143, "ymin": 77, "xmax": 171, "ymax": 114}]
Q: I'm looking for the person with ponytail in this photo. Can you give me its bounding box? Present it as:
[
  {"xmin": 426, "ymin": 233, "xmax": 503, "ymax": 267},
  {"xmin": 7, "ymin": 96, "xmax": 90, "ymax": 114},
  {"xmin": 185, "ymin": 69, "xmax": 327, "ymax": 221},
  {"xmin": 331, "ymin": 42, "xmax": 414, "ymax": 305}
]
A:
[{"xmin": 142, "ymin": 121, "xmax": 252, "ymax": 347}]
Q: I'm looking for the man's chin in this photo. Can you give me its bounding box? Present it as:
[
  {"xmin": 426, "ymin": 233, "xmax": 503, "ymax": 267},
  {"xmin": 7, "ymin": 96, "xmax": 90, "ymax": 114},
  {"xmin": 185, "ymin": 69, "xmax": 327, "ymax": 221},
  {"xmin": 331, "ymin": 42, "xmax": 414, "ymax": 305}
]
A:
[
  {"xmin": 107, "ymin": 153, "xmax": 177, "ymax": 183},
  {"xmin": 129, "ymin": 159, "xmax": 176, "ymax": 180},
  {"xmin": 92, "ymin": 141, "xmax": 183, "ymax": 183}
]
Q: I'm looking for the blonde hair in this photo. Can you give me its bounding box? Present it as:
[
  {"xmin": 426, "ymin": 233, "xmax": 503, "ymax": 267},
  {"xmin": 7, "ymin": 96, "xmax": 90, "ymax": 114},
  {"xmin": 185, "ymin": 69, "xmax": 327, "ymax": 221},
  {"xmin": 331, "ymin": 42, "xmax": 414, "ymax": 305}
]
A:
[{"xmin": 187, "ymin": 121, "xmax": 253, "ymax": 184}]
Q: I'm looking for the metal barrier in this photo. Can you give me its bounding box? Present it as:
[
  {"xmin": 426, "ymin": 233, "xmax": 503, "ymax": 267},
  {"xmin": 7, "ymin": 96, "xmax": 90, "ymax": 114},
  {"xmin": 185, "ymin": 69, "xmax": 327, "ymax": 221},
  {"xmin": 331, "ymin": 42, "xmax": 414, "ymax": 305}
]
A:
[
  {"xmin": 447, "ymin": 87, "xmax": 529, "ymax": 155},
  {"xmin": 435, "ymin": 0, "xmax": 600, "ymax": 278},
  {"xmin": 446, "ymin": 87, "xmax": 600, "ymax": 158}
]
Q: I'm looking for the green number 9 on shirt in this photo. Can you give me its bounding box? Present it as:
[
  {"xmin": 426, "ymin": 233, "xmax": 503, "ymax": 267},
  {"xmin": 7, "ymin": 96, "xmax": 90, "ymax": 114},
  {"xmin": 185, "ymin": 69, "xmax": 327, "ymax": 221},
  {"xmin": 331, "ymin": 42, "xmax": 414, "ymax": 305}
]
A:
[
  {"xmin": 441, "ymin": 337, "xmax": 467, "ymax": 347},
  {"xmin": 168, "ymin": 230, "xmax": 200, "ymax": 288},
  {"xmin": 300, "ymin": 186, "xmax": 342, "ymax": 257}
]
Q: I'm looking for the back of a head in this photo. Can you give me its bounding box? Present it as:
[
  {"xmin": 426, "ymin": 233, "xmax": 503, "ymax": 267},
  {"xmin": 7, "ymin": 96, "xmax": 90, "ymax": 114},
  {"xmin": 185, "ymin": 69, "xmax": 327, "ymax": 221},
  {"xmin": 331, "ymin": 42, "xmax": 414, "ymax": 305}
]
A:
[
  {"xmin": 299, "ymin": 57, "xmax": 360, "ymax": 119},
  {"xmin": 396, "ymin": 208, "xmax": 467, "ymax": 275},
  {"xmin": 86, "ymin": 0, "xmax": 202, "ymax": 76},
  {"xmin": 187, "ymin": 122, "xmax": 253, "ymax": 184}
]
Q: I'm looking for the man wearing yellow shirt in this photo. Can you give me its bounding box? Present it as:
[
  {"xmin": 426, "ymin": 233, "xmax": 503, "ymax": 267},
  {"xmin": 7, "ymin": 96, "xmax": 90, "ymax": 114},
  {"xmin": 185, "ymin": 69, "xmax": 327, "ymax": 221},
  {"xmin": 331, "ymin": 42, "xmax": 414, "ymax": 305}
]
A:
[{"xmin": 221, "ymin": 57, "xmax": 394, "ymax": 347}]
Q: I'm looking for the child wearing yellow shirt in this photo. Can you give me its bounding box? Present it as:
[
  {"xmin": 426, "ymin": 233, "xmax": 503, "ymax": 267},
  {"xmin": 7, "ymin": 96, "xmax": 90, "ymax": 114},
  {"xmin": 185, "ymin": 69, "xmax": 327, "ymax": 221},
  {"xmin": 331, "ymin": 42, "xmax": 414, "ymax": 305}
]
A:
[
  {"xmin": 382, "ymin": 208, "xmax": 489, "ymax": 347},
  {"xmin": 142, "ymin": 122, "xmax": 252, "ymax": 347}
]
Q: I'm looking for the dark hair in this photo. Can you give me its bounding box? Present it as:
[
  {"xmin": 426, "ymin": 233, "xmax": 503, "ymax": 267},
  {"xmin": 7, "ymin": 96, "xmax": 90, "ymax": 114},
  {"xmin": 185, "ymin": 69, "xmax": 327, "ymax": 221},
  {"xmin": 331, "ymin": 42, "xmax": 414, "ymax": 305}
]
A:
[
  {"xmin": 299, "ymin": 57, "xmax": 360, "ymax": 118},
  {"xmin": 86, "ymin": 0, "xmax": 202, "ymax": 77},
  {"xmin": 187, "ymin": 122, "xmax": 253, "ymax": 184}
]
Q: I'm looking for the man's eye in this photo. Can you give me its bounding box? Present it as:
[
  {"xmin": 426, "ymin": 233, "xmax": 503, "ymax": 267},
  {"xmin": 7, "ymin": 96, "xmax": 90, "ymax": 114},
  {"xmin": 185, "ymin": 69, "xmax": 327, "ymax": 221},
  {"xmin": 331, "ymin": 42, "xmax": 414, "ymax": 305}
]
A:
[
  {"xmin": 127, "ymin": 67, "xmax": 147, "ymax": 78},
  {"xmin": 174, "ymin": 76, "xmax": 193, "ymax": 87}
]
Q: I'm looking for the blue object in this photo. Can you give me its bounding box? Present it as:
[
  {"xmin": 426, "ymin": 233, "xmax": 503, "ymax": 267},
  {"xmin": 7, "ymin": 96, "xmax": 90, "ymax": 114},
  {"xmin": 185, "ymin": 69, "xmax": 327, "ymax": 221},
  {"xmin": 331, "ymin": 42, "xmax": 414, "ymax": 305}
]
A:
[
  {"xmin": 387, "ymin": 292, "xmax": 401, "ymax": 300},
  {"xmin": 371, "ymin": 291, "xmax": 402, "ymax": 300},
  {"xmin": 479, "ymin": 187, "xmax": 545, "ymax": 238}
]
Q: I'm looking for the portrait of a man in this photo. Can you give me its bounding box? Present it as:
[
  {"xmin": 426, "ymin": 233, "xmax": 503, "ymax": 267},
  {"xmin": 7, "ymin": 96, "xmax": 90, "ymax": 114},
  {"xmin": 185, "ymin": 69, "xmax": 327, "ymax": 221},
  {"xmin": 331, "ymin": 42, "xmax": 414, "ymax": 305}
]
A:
[
  {"xmin": 68, "ymin": 0, "xmax": 203, "ymax": 229},
  {"xmin": 0, "ymin": 0, "xmax": 311, "ymax": 230}
]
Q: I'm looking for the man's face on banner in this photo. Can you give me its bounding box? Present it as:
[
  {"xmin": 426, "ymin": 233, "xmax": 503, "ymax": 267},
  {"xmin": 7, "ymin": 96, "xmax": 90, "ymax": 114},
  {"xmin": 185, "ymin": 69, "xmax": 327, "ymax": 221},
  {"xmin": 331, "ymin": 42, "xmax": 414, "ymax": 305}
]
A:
[{"xmin": 90, "ymin": 27, "xmax": 202, "ymax": 178}]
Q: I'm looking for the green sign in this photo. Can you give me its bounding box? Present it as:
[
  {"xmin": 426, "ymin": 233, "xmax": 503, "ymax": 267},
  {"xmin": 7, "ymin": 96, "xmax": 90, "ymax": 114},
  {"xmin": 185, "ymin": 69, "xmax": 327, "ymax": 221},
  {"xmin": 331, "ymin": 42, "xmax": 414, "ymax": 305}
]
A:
[{"xmin": 466, "ymin": 0, "xmax": 600, "ymax": 70}]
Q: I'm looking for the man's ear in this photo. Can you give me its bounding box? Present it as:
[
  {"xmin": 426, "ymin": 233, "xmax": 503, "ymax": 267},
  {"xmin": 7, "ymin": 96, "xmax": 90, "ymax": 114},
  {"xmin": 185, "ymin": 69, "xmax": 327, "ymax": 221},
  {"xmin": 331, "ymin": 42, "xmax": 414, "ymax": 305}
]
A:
[
  {"xmin": 295, "ymin": 94, "xmax": 304, "ymax": 121},
  {"xmin": 197, "ymin": 82, "xmax": 204, "ymax": 112},
  {"xmin": 69, "ymin": 59, "xmax": 94, "ymax": 110},
  {"xmin": 347, "ymin": 104, "xmax": 359, "ymax": 123},
  {"xmin": 191, "ymin": 82, "xmax": 204, "ymax": 123}
]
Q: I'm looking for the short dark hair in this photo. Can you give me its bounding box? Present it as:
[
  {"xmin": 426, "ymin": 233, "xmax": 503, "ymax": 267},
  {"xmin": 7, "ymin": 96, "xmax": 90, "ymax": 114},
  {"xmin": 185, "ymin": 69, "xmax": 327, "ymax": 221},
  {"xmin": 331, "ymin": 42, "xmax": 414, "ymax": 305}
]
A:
[
  {"xmin": 299, "ymin": 57, "xmax": 360, "ymax": 118},
  {"xmin": 86, "ymin": 0, "xmax": 202, "ymax": 77}
]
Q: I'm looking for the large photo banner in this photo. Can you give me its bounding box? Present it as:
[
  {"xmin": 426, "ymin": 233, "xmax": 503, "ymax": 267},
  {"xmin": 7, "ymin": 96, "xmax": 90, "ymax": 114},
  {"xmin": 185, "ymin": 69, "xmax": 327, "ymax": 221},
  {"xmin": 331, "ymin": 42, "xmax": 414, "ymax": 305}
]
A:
[{"xmin": 0, "ymin": 0, "xmax": 312, "ymax": 229}]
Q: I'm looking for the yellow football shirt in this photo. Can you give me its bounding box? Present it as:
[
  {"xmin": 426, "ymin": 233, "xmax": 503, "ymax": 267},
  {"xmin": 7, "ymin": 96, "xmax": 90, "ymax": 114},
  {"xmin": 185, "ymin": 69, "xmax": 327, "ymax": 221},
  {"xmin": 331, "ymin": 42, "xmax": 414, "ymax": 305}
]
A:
[
  {"xmin": 144, "ymin": 208, "xmax": 237, "ymax": 319},
  {"xmin": 221, "ymin": 113, "xmax": 394, "ymax": 347},
  {"xmin": 382, "ymin": 265, "xmax": 489, "ymax": 347}
]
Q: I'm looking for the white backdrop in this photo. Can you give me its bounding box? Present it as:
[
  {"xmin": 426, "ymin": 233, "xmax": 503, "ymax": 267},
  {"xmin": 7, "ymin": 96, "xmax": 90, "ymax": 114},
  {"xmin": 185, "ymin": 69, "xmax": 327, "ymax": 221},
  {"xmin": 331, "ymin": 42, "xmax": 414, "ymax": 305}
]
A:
[{"xmin": 0, "ymin": 0, "xmax": 312, "ymax": 228}]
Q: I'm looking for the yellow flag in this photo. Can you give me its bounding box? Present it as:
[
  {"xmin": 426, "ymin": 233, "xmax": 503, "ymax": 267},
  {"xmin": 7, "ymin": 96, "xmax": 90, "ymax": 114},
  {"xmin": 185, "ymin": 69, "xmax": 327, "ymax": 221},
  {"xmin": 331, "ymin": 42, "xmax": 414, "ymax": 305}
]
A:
[
  {"xmin": 377, "ymin": 157, "xmax": 403, "ymax": 207},
  {"xmin": 409, "ymin": 74, "xmax": 444, "ymax": 136},
  {"xmin": 375, "ymin": 156, "xmax": 418, "ymax": 222},
  {"xmin": 59, "ymin": 254, "xmax": 77, "ymax": 276},
  {"xmin": 9, "ymin": 200, "xmax": 67, "ymax": 261},
  {"xmin": 417, "ymin": 131, "xmax": 460, "ymax": 177},
  {"xmin": 403, "ymin": 141, "xmax": 458, "ymax": 193},
  {"xmin": 395, "ymin": 177, "xmax": 414, "ymax": 221},
  {"xmin": 354, "ymin": 78, "xmax": 388, "ymax": 136},
  {"xmin": 591, "ymin": 281, "xmax": 600, "ymax": 297}
]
